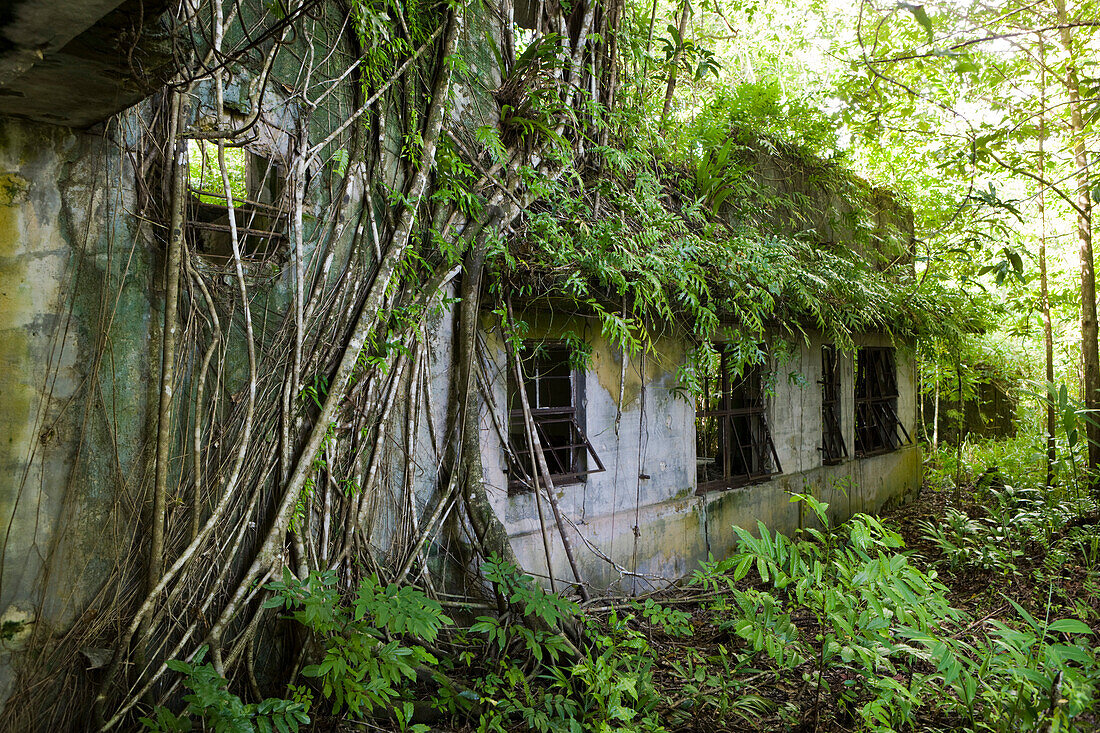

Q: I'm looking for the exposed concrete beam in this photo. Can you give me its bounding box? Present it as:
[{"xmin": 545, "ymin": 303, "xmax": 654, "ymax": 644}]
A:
[{"xmin": 0, "ymin": 0, "xmax": 172, "ymax": 128}]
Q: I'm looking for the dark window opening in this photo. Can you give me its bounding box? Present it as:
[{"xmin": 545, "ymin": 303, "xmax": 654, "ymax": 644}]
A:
[
  {"xmin": 695, "ymin": 347, "xmax": 781, "ymax": 493},
  {"xmin": 854, "ymin": 347, "xmax": 911, "ymax": 456},
  {"xmin": 513, "ymin": 0, "xmax": 540, "ymax": 30},
  {"xmin": 186, "ymin": 140, "xmax": 288, "ymax": 262},
  {"xmin": 507, "ymin": 343, "xmax": 603, "ymax": 494},
  {"xmin": 821, "ymin": 345, "xmax": 847, "ymax": 465}
]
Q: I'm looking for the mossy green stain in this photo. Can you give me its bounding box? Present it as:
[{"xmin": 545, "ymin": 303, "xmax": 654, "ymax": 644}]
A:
[{"xmin": 0, "ymin": 173, "xmax": 29, "ymax": 208}]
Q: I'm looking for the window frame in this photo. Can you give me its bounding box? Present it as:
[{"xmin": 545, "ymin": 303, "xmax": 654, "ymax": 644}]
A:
[
  {"xmin": 820, "ymin": 345, "xmax": 847, "ymax": 465},
  {"xmin": 854, "ymin": 346, "xmax": 911, "ymax": 457},
  {"xmin": 185, "ymin": 140, "xmax": 289, "ymax": 260},
  {"xmin": 506, "ymin": 342, "xmax": 604, "ymax": 494},
  {"xmin": 695, "ymin": 347, "xmax": 782, "ymax": 494}
]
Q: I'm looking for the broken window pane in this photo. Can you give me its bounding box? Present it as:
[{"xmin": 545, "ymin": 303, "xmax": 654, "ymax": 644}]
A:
[
  {"xmin": 185, "ymin": 140, "xmax": 288, "ymax": 262},
  {"xmin": 854, "ymin": 347, "xmax": 910, "ymax": 456},
  {"xmin": 187, "ymin": 140, "xmax": 248, "ymax": 204},
  {"xmin": 821, "ymin": 345, "xmax": 847, "ymax": 464}
]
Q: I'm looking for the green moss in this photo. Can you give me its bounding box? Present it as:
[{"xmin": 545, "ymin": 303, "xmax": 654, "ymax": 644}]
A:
[
  {"xmin": 1, "ymin": 619, "xmax": 24, "ymax": 641},
  {"xmin": 0, "ymin": 173, "xmax": 29, "ymax": 207}
]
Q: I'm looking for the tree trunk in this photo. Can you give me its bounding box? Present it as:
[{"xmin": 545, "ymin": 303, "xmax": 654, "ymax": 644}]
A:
[
  {"xmin": 659, "ymin": 0, "xmax": 691, "ymax": 129},
  {"xmin": 1056, "ymin": 0, "xmax": 1100, "ymax": 492},
  {"xmin": 453, "ymin": 238, "xmax": 519, "ymax": 565},
  {"xmin": 955, "ymin": 357, "xmax": 963, "ymax": 503},
  {"xmin": 932, "ymin": 354, "xmax": 940, "ymax": 451},
  {"xmin": 1039, "ymin": 44, "xmax": 1057, "ymax": 491},
  {"xmin": 150, "ymin": 92, "xmax": 188, "ymax": 590}
]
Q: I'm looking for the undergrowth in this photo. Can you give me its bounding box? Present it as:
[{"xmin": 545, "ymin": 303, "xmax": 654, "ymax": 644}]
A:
[{"xmin": 143, "ymin": 439, "xmax": 1100, "ymax": 732}]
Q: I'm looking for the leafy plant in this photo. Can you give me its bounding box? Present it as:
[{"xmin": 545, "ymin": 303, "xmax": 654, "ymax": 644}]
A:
[
  {"xmin": 974, "ymin": 598, "xmax": 1098, "ymax": 732},
  {"xmin": 141, "ymin": 646, "xmax": 311, "ymax": 733},
  {"xmin": 629, "ymin": 598, "xmax": 693, "ymax": 638},
  {"xmin": 264, "ymin": 569, "xmax": 450, "ymax": 720},
  {"xmin": 695, "ymin": 493, "xmax": 965, "ymax": 728},
  {"xmin": 920, "ymin": 506, "xmax": 1022, "ymax": 574}
]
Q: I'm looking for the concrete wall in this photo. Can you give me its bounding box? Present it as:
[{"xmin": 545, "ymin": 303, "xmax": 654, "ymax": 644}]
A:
[
  {"xmin": 0, "ymin": 0, "xmax": 510, "ymax": 705},
  {"xmin": 0, "ymin": 113, "xmax": 157, "ymax": 701},
  {"xmin": 477, "ymin": 318, "xmax": 921, "ymax": 593},
  {"xmin": 0, "ymin": 18, "xmax": 376, "ymax": 711},
  {"xmin": 736, "ymin": 142, "xmax": 915, "ymax": 268}
]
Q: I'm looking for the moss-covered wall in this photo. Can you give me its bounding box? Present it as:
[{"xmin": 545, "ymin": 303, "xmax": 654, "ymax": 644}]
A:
[
  {"xmin": 733, "ymin": 139, "xmax": 916, "ymax": 267},
  {"xmin": 0, "ymin": 113, "xmax": 158, "ymax": 703},
  {"xmin": 0, "ymin": 9, "xmax": 380, "ymax": 712},
  {"xmin": 0, "ymin": 1, "xmax": 515, "ymax": 710}
]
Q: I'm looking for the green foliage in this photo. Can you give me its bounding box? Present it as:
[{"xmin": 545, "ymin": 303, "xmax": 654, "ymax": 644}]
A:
[
  {"xmin": 495, "ymin": 151, "xmax": 982, "ymax": 390},
  {"xmin": 462, "ymin": 556, "xmax": 670, "ymax": 733},
  {"xmin": 693, "ymin": 493, "xmax": 968, "ymax": 729},
  {"xmin": 683, "ymin": 81, "xmax": 841, "ymax": 161},
  {"xmin": 663, "ymin": 646, "xmax": 775, "ymax": 726},
  {"xmin": 187, "ymin": 140, "xmax": 248, "ymax": 204},
  {"xmin": 433, "ymin": 137, "xmax": 483, "ymax": 219},
  {"xmin": 349, "ymin": 0, "xmax": 437, "ymax": 88},
  {"xmin": 472, "ymin": 555, "xmax": 578, "ymax": 665},
  {"xmin": 628, "ymin": 598, "xmax": 692, "ymax": 638},
  {"xmin": 140, "ymin": 646, "xmax": 311, "ymax": 733},
  {"xmin": 264, "ymin": 569, "xmax": 451, "ymax": 717},
  {"xmin": 658, "ymin": 22, "xmax": 720, "ymax": 83},
  {"xmin": 974, "ymin": 599, "xmax": 1097, "ymax": 732},
  {"xmin": 688, "ymin": 476, "xmax": 1100, "ymax": 732},
  {"xmin": 920, "ymin": 506, "xmax": 1023, "ymax": 574}
]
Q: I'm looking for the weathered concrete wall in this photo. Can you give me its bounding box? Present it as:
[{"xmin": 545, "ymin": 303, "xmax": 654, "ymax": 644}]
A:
[
  {"xmin": 0, "ymin": 113, "xmax": 157, "ymax": 701},
  {"xmin": 0, "ymin": 24, "xmax": 377, "ymax": 711},
  {"xmin": 477, "ymin": 309, "xmax": 697, "ymax": 592},
  {"xmin": 704, "ymin": 331, "xmax": 920, "ymax": 562},
  {"xmin": 0, "ymin": 0, "xmax": 173, "ymax": 126},
  {"xmin": 476, "ymin": 320, "xmax": 921, "ymax": 593}
]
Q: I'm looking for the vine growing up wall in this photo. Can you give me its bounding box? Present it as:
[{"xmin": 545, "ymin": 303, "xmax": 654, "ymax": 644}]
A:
[{"xmin": 2, "ymin": 0, "xmax": 619, "ymax": 727}]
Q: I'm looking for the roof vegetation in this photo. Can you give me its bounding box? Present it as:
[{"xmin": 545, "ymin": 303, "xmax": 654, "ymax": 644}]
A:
[{"xmin": 487, "ymin": 133, "xmax": 991, "ymax": 374}]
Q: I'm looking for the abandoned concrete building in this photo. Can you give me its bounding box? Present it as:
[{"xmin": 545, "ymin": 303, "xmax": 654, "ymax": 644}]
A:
[
  {"xmin": 470, "ymin": 181, "xmax": 921, "ymax": 591},
  {"xmin": 478, "ymin": 318, "xmax": 919, "ymax": 592},
  {"xmin": 0, "ymin": 0, "xmax": 921, "ymax": 721}
]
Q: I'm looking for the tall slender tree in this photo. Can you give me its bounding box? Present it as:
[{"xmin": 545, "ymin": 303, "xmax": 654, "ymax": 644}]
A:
[{"xmin": 1055, "ymin": 0, "xmax": 1099, "ymax": 489}]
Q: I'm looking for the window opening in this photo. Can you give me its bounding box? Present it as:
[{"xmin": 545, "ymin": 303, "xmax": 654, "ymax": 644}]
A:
[
  {"xmin": 695, "ymin": 347, "xmax": 781, "ymax": 492},
  {"xmin": 821, "ymin": 345, "xmax": 847, "ymax": 464},
  {"xmin": 513, "ymin": 0, "xmax": 539, "ymax": 31},
  {"xmin": 854, "ymin": 347, "xmax": 911, "ymax": 456},
  {"xmin": 507, "ymin": 343, "xmax": 603, "ymax": 494},
  {"xmin": 186, "ymin": 139, "xmax": 287, "ymax": 262}
]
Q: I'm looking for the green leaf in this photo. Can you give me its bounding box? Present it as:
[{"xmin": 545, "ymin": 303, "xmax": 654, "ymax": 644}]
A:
[
  {"xmin": 1047, "ymin": 618, "xmax": 1095, "ymax": 635},
  {"xmin": 904, "ymin": 4, "xmax": 934, "ymax": 41},
  {"xmin": 1006, "ymin": 597, "xmax": 1041, "ymax": 632},
  {"xmin": 954, "ymin": 57, "xmax": 979, "ymax": 74}
]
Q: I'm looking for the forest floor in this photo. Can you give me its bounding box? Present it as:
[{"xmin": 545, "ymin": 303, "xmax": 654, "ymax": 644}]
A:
[
  {"xmin": 308, "ymin": 474, "xmax": 1100, "ymax": 732},
  {"xmin": 576, "ymin": 481, "xmax": 1100, "ymax": 732}
]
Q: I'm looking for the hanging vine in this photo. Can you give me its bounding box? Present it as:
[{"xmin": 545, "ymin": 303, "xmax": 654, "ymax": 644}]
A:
[{"xmin": 0, "ymin": 0, "xmax": 986, "ymax": 727}]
